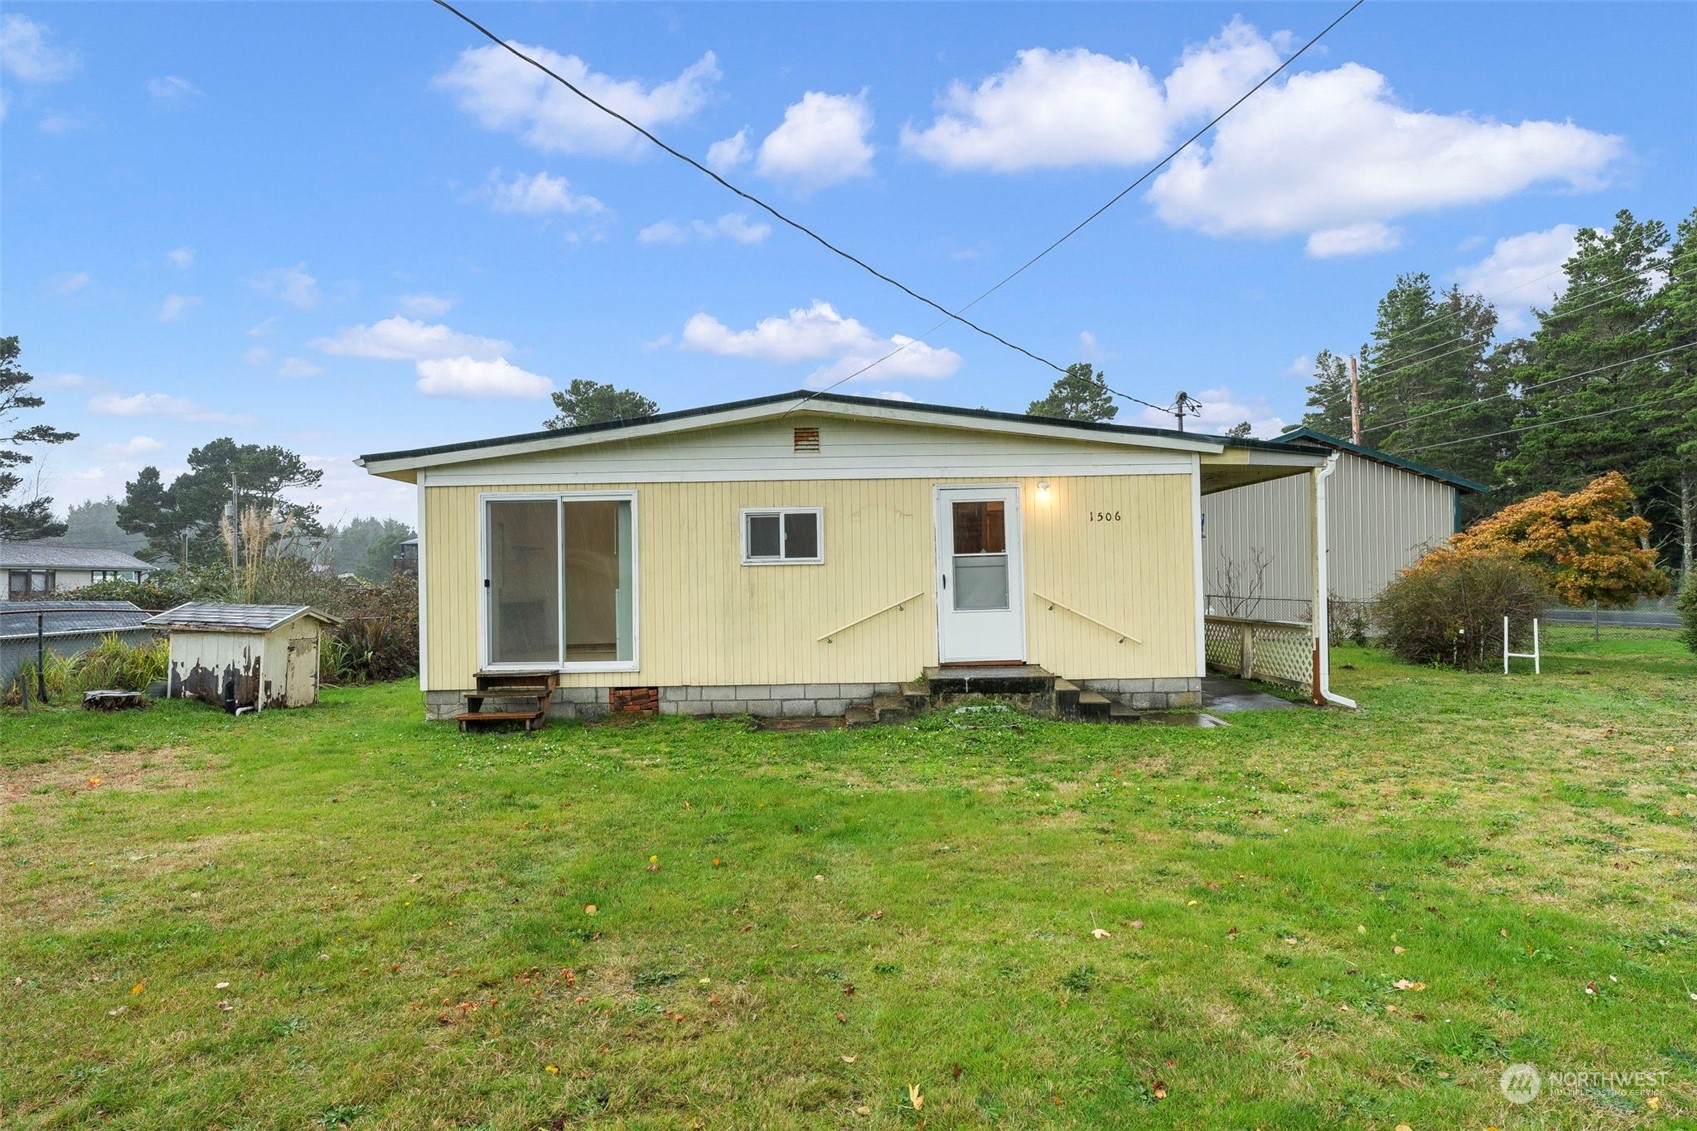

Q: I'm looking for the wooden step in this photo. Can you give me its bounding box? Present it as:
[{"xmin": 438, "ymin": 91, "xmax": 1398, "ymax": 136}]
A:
[{"xmin": 455, "ymin": 709, "xmax": 546, "ymax": 733}]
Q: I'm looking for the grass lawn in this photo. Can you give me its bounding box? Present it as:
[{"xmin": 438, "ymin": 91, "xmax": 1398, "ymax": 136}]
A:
[{"xmin": 3, "ymin": 632, "xmax": 1695, "ymax": 1130}]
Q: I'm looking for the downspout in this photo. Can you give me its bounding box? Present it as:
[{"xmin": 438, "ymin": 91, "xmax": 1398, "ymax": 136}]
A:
[{"xmin": 1313, "ymin": 453, "xmax": 1356, "ymax": 708}]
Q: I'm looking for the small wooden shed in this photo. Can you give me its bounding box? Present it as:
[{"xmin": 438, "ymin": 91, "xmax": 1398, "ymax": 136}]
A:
[{"xmin": 146, "ymin": 602, "xmax": 342, "ymax": 711}]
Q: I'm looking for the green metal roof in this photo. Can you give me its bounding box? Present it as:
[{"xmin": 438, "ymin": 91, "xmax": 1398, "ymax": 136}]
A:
[{"xmin": 1271, "ymin": 427, "xmax": 1491, "ymax": 494}]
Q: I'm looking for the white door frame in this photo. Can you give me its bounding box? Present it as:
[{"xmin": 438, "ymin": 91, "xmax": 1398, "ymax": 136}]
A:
[{"xmin": 933, "ymin": 483, "xmax": 1027, "ymax": 664}]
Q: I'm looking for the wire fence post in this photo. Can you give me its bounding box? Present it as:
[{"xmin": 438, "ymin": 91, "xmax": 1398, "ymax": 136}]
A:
[{"xmin": 37, "ymin": 611, "xmax": 47, "ymax": 705}]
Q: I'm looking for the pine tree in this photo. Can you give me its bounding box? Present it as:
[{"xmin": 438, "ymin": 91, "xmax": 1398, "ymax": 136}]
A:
[
  {"xmin": 1298, "ymin": 350, "xmax": 1354, "ymax": 437},
  {"xmin": 1027, "ymin": 363, "xmax": 1118, "ymax": 422}
]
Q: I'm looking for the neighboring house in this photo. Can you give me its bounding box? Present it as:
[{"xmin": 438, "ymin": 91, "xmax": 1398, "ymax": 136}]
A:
[
  {"xmin": 358, "ymin": 390, "xmax": 1352, "ymax": 721},
  {"xmin": 0, "ymin": 600, "xmax": 153, "ymax": 693},
  {"xmin": 0, "ymin": 543, "xmax": 153, "ymax": 601},
  {"xmin": 1202, "ymin": 427, "xmax": 1488, "ymax": 617}
]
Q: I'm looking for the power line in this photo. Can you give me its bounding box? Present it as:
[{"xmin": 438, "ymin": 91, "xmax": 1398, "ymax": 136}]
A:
[
  {"xmin": 430, "ymin": 0, "xmax": 1065, "ymax": 373},
  {"xmin": 797, "ymin": 0, "xmax": 1365, "ymax": 412},
  {"xmin": 1370, "ymin": 340, "xmax": 1697, "ymax": 434},
  {"xmin": 1398, "ymin": 386, "xmax": 1697, "ymax": 456}
]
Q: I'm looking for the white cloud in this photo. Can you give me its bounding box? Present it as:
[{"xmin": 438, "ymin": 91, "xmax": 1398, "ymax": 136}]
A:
[
  {"xmin": 166, "ymin": 247, "xmax": 194, "ymax": 269},
  {"xmin": 640, "ymin": 333, "xmax": 673, "ymax": 352},
  {"xmin": 1077, "ymin": 330, "xmax": 1119, "ymax": 362},
  {"xmin": 302, "ymin": 454, "xmax": 416, "ymax": 523},
  {"xmin": 415, "ymin": 356, "xmax": 552, "ymax": 399},
  {"xmin": 312, "ymin": 316, "xmax": 511, "ymax": 362},
  {"xmin": 44, "ymin": 372, "xmax": 88, "ymax": 389},
  {"xmin": 901, "ymin": 20, "xmax": 1620, "ymax": 254},
  {"xmin": 706, "ymin": 128, "xmax": 750, "ymax": 171},
  {"xmin": 250, "ymin": 263, "xmax": 321, "ymax": 310},
  {"xmin": 638, "ymin": 212, "xmax": 770, "ymax": 245},
  {"xmin": 871, "ymin": 390, "xmax": 917, "ymax": 402},
  {"xmin": 38, "ymin": 111, "xmax": 90, "ymax": 135},
  {"xmin": 398, "ymin": 292, "xmax": 457, "ymax": 317},
  {"xmin": 53, "ymin": 271, "xmax": 90, "ymax": 295},
  {"xmin": 247, "ymin": 316, "xmax": 277, "ymax": 337},
  {"xmin": 1135, "ymin": 385, "xmax": 1284, "ymax": 437},
  {"xmin": 681, "ymin": 300, "xmax": 961, "ymax": 385},
  {"xmin": 1148, "ymin": 58, "xmax": 1621, "ymax": 254},
  {"xmin": 241, "ymin": 345, "xmax": 272, "ymax": 367},
  {"xmin": 902, "ymin": 47, "xmax": 1168, "ymax": 171},
  {"xmin": 485, "ymin": 170, "xmax": 605, "ymax": 215},
  {"xmin": 1456, "ymin": 223, "xmax": 1580, "ymax": 331},
  {"xmin": 157, "ymin": 294, "xmax": 202, "ymax": 322},
  {"xmin": 88, "ymin": 392, "xmax": 247, "ymax": 424},
  {"xmin": 0, "ymin": 15, "xmax": 79, "ymax": 83},
  {"xmin": 278, "ymin": 357, "xmax": 323, "ymax": 379},
  {"xmin": 102, "ymin": 435, "xmax": 163, "ymax": 459},
  {"xmin": 757, "ymin": 91, "xmax": 875, "ymax": 191},
  {"xmin": 1305, "ymin": 222, "xmax": 1402, "ymax": 258},
  {"xmin": 434, "ymin": 45, "xmax": 719, "ymax": 157},
  {"xmin": 1281, "ymin": 354, "xmax": 1311, "ymax": 378},
  {"xmin": 146, "ymin": 75, "xmax": 199, "ymax": 104}
]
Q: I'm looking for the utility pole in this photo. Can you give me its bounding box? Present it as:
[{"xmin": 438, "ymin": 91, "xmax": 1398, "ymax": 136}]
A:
[
  {"xmin": 1349, "ymin": 355, "xmax": 1362, "ymax": 445},
  {"xmin": 228, "ymin": 468, "xmax": 241, "ymax": 573}
]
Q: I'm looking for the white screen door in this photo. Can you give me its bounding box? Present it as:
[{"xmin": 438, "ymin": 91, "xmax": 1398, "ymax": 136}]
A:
[{"xmin": 935, "ymin": 485, "xmax": 1025, "ymax": 663}]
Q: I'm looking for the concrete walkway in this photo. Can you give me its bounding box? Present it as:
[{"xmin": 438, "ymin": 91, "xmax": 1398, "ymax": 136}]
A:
[{"xmin": 1202, "ymin": 676, "xmax": 1303, "ymax": 714}]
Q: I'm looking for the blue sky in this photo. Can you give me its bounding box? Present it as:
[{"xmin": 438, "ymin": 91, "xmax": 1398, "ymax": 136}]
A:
[{"xmin": 3, "ymin": 2, "xmax": 1693, "ymax": 523}]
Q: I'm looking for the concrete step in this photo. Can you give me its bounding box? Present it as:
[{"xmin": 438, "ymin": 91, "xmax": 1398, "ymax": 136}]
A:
[
  {"xmin": 1106, "ymin": 703, "xmax": 1141, "ymax": 724},
  {"xmin": 1052, "ymin": 678, "xmax": 1082, "ymax": 719},
  {"xmin": 870, "ymin": 693, "xmax": 912, "ymax": 723},
  {"xmin": 1075, "ymin": 690, "xmax": 1113, "ymax": 719},
  {"xmin": 844, "ymin": 705, "xmax": 878, "ymax": 729},
  {"xmin": 899, "ymin": 680, "xmax": 930, "ymax": 711},
  {"xmin": 923, "ymin": 663, "xmax": 1054, "ymax": 696}
]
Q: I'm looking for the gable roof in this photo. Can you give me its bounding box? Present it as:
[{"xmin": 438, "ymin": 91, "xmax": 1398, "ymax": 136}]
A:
[
  {"xmin": 0, "ymin": 600, "xmax": 150, "ymax": 640},
  {"xmin": 145, "ymin": 602, "xmax": 343, "ymax": 633},
  {"xmin": 0, "ymin": 543, "xmax": 154, "ymax": 570},
  {"xmin": 1271, "ymin": 427, "xmax": 1491, "ymax": 494},
  {"xmin": 357, "ymin": 388, "xmax": 1313, "ymax": 479}
]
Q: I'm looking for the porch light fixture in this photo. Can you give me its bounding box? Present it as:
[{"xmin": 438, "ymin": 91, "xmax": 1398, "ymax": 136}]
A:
[{"xmin": 1037, "ymin": 479, "xmax": 1050, "ymax": 497}]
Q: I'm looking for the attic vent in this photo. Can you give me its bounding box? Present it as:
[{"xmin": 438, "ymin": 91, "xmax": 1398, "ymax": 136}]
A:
[{"xmin": 792, "ymin": 426, "xmax": 821, "ymax": 453}]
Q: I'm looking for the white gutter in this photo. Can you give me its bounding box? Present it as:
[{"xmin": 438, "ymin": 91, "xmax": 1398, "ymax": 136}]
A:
[{"xmin": 1312, "ymin": 452, "xmax": 1356, "ymax": 708}]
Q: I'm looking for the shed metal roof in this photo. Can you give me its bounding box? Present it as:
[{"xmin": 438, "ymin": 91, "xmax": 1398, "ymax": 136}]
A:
[
  {"xmin": 0, "ymin": 600, "xmax": 150, "ymax": 640},
  {"xmin": 144, "ymin": 602, "xmax": 343, "ymax": 633},
  {"xmin": 1271, "ymin": 428, "xmax": 1491, "ymax": 494},
  {"xmin": 0, "ymin": 543, "xmax": 154, "ymax": 570}
]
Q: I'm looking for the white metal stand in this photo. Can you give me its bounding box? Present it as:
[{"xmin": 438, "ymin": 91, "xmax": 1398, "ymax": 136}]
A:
[{"xmin": 1503, "ymin": 616, "xmax": 1541, "ymax": 674}]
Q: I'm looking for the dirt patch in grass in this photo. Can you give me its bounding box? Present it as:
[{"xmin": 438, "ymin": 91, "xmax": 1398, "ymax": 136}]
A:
[{"xmin": 0, "ymin": 746, "xmax": 200, "ymax": 811}]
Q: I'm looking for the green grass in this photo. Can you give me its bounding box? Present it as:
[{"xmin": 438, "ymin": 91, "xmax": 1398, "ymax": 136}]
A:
[{"xmin": 3, "ymin": 637, "xmax": 1695, "ymax": 1130}]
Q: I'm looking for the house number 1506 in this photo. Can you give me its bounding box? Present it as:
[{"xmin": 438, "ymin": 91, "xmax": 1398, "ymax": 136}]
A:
[{"xmin": 1088, "ymin": 510, "xmax": 1122, "ymax": 522}]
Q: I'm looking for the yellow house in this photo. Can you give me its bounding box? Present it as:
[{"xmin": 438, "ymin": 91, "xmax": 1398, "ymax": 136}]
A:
[{"xmin": 357, "ymin": 390, "xmax": 1342, "ymax": 722}]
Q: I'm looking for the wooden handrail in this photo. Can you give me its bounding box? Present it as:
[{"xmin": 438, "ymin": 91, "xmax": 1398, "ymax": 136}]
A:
[
  {"xmin": 1032, "ymin": 591, "xmax": 1141, "ymax": 644},
  {"xmin": 817, "ymin": 592, "xmax": 926, "ymax": 643}
]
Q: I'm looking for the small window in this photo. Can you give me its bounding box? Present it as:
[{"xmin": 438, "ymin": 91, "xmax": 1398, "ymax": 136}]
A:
[{"xmin": 742, "ymin": 508, "xmax": 824, "ymax": 564}]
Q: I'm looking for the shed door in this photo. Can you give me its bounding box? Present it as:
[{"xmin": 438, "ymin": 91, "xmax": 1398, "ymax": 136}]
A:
[
  {"xmin": 935, "ymin": 486, "xmax": 1026, "ymax": 664},
  {"xmin": 284, "ymin": 632, "xmax": 318, "ymax": 705}
]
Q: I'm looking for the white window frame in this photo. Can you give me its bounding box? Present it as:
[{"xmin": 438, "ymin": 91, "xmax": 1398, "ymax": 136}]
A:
[
  {"xmin": 477, "ymin": 490, "xmax": 640, "ymax": 674},
  {"xmin": 740, "ymin": 507, "xmax": 824, "ymax": 565}
]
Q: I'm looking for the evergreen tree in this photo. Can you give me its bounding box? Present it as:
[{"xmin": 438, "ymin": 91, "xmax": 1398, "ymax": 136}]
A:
[
  {"xmin": 1497, "ymin": 210, "xmax": 1679, "ymax": 553},
  {"xmin": 1298, "ymin": 349, "xmax": 1354, "ymax": 436},
  {"xmin": 119, "ymin": 439, "xmax": 324, "ymax": 563},
  {"xmin": 545, "ymin": 380, "xmax": 658, "ymax": 429},
  {"xmin": 1027, "ymin": 363, "xmax": 1118, "ymax": 422},
  {"xmin": 1647, "ymin": 207, "xmax": 1697, "ymax": 579},
  {"xmin": 0, "ymin": 336, "xmax": 78, "ymax": 540}
]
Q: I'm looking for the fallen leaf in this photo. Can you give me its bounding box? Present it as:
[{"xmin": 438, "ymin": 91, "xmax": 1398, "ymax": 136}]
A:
[
  {"xmin": 584, "ymin": 904, "xmax": 597, "ymax": 916},
  {"xmin": 107, "ymin": 1006, "xmax": 125, "ymax": 1016},
  {"xmin": 908, "ymin": 1084, "xmax": 923, "ymax": 1111},
  {"xmin": 870, "ymin": 909, "xmax": 883, "ymax": 920},
  {"xmin": 1153, "ymin": 1080, "xmax": 1168, "ymax": 1099},
  {"xmin": 546, "ymin": 1064, "xmax": 560, "ymax": 1075},
  {"xmin": 1585, "ymin": 982, "xmax": 1597, "ymax": 995},
  {"xmin": 87, "ymin": 777, "xmax": 102, "ymax": 788},
  {"xmin": 952, "ymin": 1063, "xmax": 962, "ymax": 1079},
  {"xmin": 836, "ymin": 1012, "xmax": 846, "ymax": 1023},
  {"xmin": 1130, "ymin": 920, "xmax": 1144, "ymax": 930},
  {"xmin": 649, "ymin": 855, "xmax": 658, "ymax": 864},
  {"xmin": 216, "ymin": 1000, "xmax": 232, "ymax": 1011},
  {"xmin": 1357, "ymin": 925, "xmax": 1367, "ymax": 935},
  {"xmin": 215, "ymin": 981, "xmax": 230, "ymax": 989},
  {"xmin": 713, "ymin": 858, "xmax": 723, "ymax": 867},
  {"xmin": 841, "ymin": 1055, "xmax": 857, "ymax": 1063},
  {"xmin": 1393, "ymin": 946, "xmax": 1405, "ymax": 955},
  {"xmin": 1186, "ymin": 899, "xmax": 1198, "ymax": 906},
  {"xmin": 855, "ymin": 1105, "xmax": 870, "ymax": 1116},
  {"xmin": 814, "ymin": 875, "xmax": 825, "ymax": 882},
  {"xmin": 1395, "ymin": 1124, "xmax": 1412, "ymax": 1131},
  {"xmin": 130, "ymin": 981, "xmax": 145, "ymax": 995},
  {"xmin": 1648, "ymin": 1096, "xmax": 1661, "ymax": 1111},
  {"xmin": 1091, "ymin": 928, "xmax": 1111, "ymax": 939},
  {"xmin": 1500, "ymin": 928, "xmax": 1509, "ymax": 937}
]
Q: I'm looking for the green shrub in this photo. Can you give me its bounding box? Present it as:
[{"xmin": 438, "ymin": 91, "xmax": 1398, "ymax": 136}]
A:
[
  {"xmin": 73, "ymin": 568, "xmax": 225, "ymax": 611},
  {"xmin": 1680, "ymin": 575, "xmax": 1697, "ymax": 656},
  {"xmin": 75, "ymin": 633, "xmax": 169, "ymax": 691},
  {"xmin": 1375, "ymin": 548, "xmax": 1548, "ymax": 669}
]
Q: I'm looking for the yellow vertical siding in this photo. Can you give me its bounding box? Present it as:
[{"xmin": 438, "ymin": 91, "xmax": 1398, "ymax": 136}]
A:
[{"xmin": 423, "ymin": 474, "xmax": 1197, "ymax": 690}]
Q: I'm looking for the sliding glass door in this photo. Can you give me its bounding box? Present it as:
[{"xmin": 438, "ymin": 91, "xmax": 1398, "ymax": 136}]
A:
[{"xmin": 486, "ymin": 494, "xmax": 635, "ymax": 669}]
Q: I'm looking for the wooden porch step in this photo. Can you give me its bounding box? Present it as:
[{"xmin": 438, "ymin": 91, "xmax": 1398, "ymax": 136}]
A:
[{"xmin": 456, "ymin": 709, "xmax": 547, "ymax": 733}]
